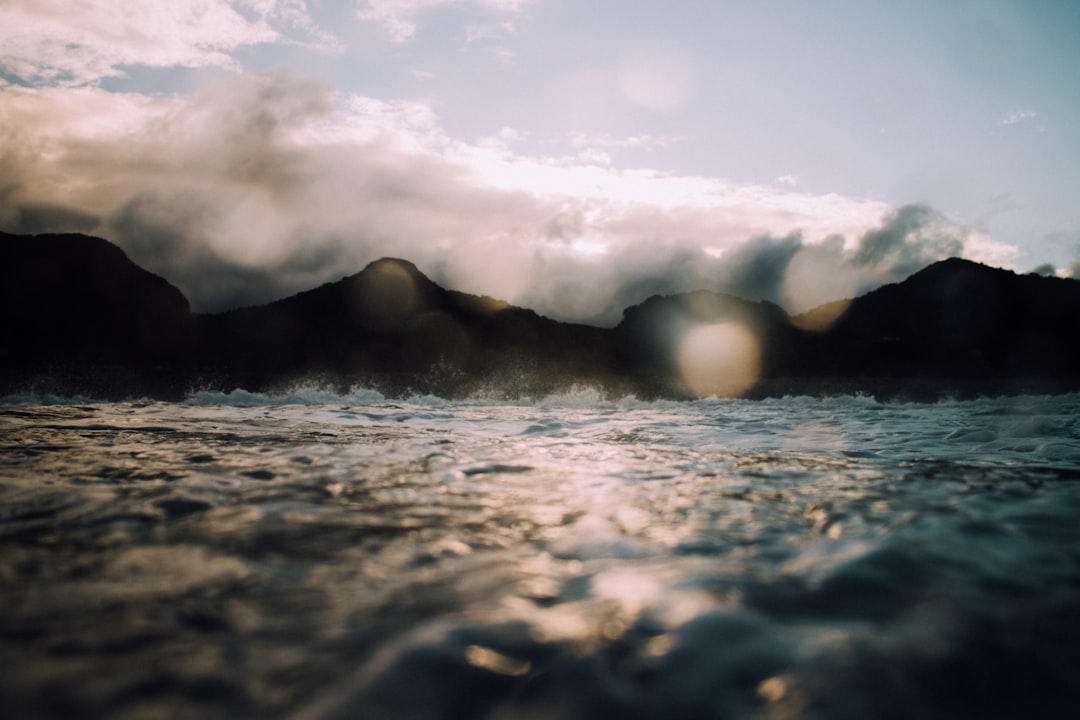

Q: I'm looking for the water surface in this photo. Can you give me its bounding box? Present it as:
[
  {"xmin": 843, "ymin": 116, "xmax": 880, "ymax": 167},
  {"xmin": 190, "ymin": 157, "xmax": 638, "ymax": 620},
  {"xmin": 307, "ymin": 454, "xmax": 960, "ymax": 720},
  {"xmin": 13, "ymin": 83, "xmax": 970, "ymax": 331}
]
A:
[{"xmin": 2, "ymin": 389, "xmax": 1079, "ymax": 718}]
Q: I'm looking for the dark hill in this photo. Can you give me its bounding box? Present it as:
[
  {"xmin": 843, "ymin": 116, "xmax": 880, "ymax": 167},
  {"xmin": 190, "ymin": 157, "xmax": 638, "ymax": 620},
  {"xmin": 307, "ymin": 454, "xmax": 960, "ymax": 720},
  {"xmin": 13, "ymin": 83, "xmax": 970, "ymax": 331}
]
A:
[
  {"xmin": 198, "ymin": 257, "xmax": 617, "ymax": 396},
  {"xmin": 2, "ymin": 232, "xmax": 1079, "ymax": 399},
  {"xmin": 599, "ymin": 257, "xmax": 1080, "ymax": 398},
  {"xmin": 612, "ymin": 290, "xmax": 802, "ymax": 397},
  {"xmin": 805, "ymin": 258, "xmax": 1080, "ymax": 383},
  {"xmin": 0, "ymin": 232, "xmax": 194, "ymax": 370}
]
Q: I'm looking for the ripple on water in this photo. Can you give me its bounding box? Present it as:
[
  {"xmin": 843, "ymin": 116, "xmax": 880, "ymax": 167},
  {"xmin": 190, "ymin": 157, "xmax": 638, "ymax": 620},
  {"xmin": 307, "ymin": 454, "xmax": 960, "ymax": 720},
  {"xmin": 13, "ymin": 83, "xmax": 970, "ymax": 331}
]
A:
[{"xmin": 0, "ymin": 397, "xmax": 1079, "ymax": 718}]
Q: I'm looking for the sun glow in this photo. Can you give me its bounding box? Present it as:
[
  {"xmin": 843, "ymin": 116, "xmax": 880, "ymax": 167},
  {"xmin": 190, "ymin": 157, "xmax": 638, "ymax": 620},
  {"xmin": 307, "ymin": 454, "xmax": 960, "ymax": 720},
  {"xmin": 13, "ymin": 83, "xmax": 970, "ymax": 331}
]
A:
[{"xmin": 677, "ymin": 322, "xmax": 761, "ymax": 398}]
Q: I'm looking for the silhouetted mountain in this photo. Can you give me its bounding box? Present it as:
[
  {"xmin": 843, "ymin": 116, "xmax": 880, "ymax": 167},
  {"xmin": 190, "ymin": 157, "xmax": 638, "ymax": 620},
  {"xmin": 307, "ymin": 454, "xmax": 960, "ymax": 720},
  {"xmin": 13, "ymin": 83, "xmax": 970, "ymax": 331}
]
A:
[
  {"xmin": 2, "ymin": 232, "xmax": 1079, "ymax": 400},
  {"xmin": 596, "ymin": 257, "xmax": 1080, "ymax": 398},
  {"xmin": 797, "ymin": 258, "xmax": 1080, "ymax": 393},
  {"xmin": 612, "ymin": 290, "xmax": 802, "ymax": 396},
  {"xmin": 0, "ymin": 232, "xmax": 195, "ymax": 374},
  {"xmin": 198, "ymin": 257, "xmax": 617, "ymax": 396}
]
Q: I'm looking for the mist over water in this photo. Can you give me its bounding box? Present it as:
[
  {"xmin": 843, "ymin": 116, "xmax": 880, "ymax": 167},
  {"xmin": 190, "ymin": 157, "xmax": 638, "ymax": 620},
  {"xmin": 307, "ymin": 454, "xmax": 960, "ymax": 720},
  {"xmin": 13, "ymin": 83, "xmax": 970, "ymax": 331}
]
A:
[{"xmin": 2, "ymin": 389, "xmax": 1079, "ymax": 718}]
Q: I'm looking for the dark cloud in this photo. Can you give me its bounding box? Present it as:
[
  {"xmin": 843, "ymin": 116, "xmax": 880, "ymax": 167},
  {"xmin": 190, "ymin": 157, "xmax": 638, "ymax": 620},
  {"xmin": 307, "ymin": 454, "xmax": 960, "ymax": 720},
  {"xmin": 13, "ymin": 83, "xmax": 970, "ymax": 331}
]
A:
[
  {"xmin": 11, "ymin": 202, "xmax": 101, "ymax": 235},
  {"xmin": 1041, "ymin": 232, "xmax": 1080, "ymax": 280},
  {"xmin": 0, "ymin": 70, "xmax": 982, "ymax": 323},
  {"xmin": 1031, "ymin": 263, "xmax": 1056, "ymax": 277},
  {"xmin": 536, "ymin": 205, "xmax": 968, "ymax": 325},
  {"xmin": 107, "ymin": 191, "xmax": 317, "ymax": 312},
  {"xmin": 850, "ymin": 204, "xmax": 964, "ymax": 276},
  {"xmin": 709, "ymin": 233, "xmax": 803, "ymax": 303}
]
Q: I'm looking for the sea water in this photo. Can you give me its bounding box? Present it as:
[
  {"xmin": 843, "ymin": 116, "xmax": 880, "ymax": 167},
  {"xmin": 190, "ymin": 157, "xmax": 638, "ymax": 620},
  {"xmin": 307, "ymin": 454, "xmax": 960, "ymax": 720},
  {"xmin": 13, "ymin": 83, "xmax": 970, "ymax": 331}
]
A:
[{"xmin": 1, "ymin": 389, "xmax": 1079, "ymax": 719}]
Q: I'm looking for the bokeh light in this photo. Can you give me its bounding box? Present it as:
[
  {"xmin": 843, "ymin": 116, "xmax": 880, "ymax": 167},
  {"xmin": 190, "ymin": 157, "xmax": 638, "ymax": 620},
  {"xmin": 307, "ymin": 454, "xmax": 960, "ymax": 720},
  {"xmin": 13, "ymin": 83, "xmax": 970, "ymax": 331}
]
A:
[
  {"xmin": 350, "ymin": 258, "xmax": 418, "ymax": 330},
  {"xmin": 676, "ymin": 322, "xmax": 760, "ymax": 398}
]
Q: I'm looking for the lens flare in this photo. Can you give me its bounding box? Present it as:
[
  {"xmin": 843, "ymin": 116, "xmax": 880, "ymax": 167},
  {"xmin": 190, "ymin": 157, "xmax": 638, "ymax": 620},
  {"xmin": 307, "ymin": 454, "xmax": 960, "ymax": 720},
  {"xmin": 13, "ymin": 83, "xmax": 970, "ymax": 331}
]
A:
[
  {"xmin": 618, "ymin": 48, "xmax": 695, "ymax": 112},
  {"xmin": 676, "ymin": 322, "xmax": 760, "ymax": 398},
  {"xmin": 464, "ymin": 645, "xmax": 531, "ymax": 677},
  {"xmin": 782, "ymin": 244, "xmax": 858, "ymax": 331},
  {"xmin": 351, "ymin": 259, "xmax": 418, "ymax": 330},
  {"xmin": 790, "ymin": 299, "xmax": 852, "ymax": 333}
]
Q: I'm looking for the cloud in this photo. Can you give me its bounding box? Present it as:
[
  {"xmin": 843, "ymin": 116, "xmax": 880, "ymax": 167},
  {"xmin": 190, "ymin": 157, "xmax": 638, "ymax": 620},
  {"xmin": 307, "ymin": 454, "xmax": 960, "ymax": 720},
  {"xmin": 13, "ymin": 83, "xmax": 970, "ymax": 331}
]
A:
[
  {"xmin": 518, "ymin": 205, "xmax": 976, "ymax": 324},
  {"xmin": 1030, "ymin": 263, "xmax": 1056, "ymax": 277},
  {"xmin": 849, "ymin": 204, "xmax": 962, "ymax": 273},
  {"xmin": 0, "ymin": 69, "xmax": 1001, "ymax": 324},
  {"xmin": 1059, "ymin": 236, "xmax": 1080, "ymax": 279},
  {"xmin": 464, "ymin": 20, "xmax": 517, "ymax": 43},
  {"xmin": 1000, "ymin": 108, "xmax": 1041, "ymax": 126},
  {"xmin": 567, "ymin": 131, "xmax": 682, "ymax": 155},
  {"xmin": 357, "ymin": 0, "xmax": 531, "ymax": 41},
  {"xmin": 0, "ymin": 0, "xmax": 332, "ymax": 86}
]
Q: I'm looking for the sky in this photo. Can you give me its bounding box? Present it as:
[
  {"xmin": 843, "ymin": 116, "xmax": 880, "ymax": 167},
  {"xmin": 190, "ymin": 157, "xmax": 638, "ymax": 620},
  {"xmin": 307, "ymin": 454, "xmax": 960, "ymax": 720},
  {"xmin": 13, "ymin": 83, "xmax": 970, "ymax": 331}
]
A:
[{"xmin": 2, "ymin": 0, "xmax": 1078, "ymax": 325}]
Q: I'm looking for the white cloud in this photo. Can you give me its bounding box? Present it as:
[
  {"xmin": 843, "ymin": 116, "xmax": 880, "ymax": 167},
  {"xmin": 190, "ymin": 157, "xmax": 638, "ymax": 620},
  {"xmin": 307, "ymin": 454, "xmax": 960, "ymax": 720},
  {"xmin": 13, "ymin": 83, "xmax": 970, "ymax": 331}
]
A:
[
  {"xmin": 356, "ymin": 0, "xmax": 531, "ymax": 41},
  {"xmin": 464, "ymin": 20, "xmax": 516, "ymax": 43},
  {"xmin": 0, "ymin": 70, "xmax": 1002, "ymax": 322},
  {"xmin": 0, "ymin": 0, "xmax": 332, "ymax": 86},
  {"xmin": 567, "ymin": 131, "xmax": 681, "ymax": 153},
  {"xmin": 1000, "ymin": 108, "xmax": 1041, "ymax": 125},
  {"xmin": 962, "ymin": 230, "xmax": 1021, "ymax": 267}
]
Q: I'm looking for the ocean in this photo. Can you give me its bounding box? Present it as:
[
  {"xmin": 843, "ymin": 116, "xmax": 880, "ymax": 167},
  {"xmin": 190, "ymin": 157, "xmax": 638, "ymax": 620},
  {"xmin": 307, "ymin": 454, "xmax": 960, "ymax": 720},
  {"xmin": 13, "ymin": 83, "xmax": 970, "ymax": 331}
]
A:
[{"xmin": 2, "ymin": 388, "xmax": 1079, "ymax": 719}]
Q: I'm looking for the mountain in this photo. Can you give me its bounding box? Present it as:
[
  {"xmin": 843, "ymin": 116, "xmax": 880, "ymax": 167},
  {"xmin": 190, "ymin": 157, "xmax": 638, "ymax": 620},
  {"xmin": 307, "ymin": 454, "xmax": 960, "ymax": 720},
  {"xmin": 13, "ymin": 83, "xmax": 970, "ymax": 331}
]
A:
[
  {"xmin": 197, "ymin": 256, "xmax": 619, "ymax": 396},
  {"xmin": 0, "ymin": 232, "xmax": 195, "ymax": 379},
  {"xmin": 611, "ymin": 290, "xmax": 802, "ymax": 397},
  {"xmin": 2, "ymin": 232, "xmax": 1079, "ymax": 400},
  {"xmin": 796, "ymin": 258, "xmax": 1080, "ymax": 394},
  {"xmin": 592, "ymin": 257, "xmax": 1080, "ymax": 398}
]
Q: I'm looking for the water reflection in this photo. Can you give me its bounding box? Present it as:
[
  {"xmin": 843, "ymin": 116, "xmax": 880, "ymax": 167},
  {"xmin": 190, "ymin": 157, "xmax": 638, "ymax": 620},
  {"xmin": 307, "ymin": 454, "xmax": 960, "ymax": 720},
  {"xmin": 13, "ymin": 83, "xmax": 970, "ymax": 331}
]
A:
[{"xmin": 1, "ymin": 399, "xmax": 1079, "ymax": 719}]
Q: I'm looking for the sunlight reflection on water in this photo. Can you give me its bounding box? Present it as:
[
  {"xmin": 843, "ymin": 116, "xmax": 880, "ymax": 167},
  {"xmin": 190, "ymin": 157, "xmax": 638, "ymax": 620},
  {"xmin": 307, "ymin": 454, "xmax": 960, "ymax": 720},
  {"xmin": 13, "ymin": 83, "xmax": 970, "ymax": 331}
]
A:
[{"xmin": 0, "ymin": 393, "xmax": 1078, "ymax": 718}]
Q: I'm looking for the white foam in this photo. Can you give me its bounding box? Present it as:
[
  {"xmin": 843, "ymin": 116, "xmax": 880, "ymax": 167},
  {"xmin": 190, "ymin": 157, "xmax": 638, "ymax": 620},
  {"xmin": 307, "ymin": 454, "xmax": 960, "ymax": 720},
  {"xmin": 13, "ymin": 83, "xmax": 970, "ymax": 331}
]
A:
[
  {"xmin": 183, "ymin": 384, "xmax": 387, "ymax": 407},
  {"xmin": 0, "ymin": 391, "xmax": 100, "ymax": 406}
]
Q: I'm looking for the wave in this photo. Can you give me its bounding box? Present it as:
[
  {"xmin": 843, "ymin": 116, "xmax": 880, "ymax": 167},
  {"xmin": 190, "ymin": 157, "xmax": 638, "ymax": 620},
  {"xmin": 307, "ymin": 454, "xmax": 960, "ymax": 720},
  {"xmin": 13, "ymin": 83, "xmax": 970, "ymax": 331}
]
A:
[
  {"xmin": 183, "ymin": 384, "xmax": 390, "ymax": 407},
  {"xmin": 177, "ymin": 384, "xmax": 895, "ymax": 412},
  {"xmin": 4, "ymin": 378, "xmax": 1079, "ymax": 415},
  {"xmin": 0, "ymin": 390, "xmax": 102, "ymax": 407}
]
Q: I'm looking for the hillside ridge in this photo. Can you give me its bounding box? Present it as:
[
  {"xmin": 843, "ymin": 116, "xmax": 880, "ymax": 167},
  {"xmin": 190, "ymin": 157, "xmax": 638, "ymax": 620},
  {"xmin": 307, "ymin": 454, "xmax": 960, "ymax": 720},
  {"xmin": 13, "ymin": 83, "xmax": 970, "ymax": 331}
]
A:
[{"xmin": 3, "ymin": 231, "xmax": 1079, "ymax": 400}]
